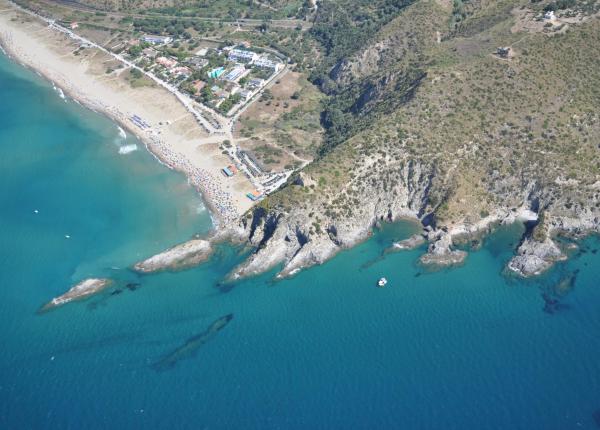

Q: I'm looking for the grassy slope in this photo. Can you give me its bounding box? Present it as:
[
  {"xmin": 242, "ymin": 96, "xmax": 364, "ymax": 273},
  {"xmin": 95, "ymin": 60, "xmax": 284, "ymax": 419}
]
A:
[
  {"xmin": 62, "ymin": 0, "xmax": 307, "ymax": 18},
  {"xmin": 265, "ymin": 0, "xmax": 600, "ymax": 231}
]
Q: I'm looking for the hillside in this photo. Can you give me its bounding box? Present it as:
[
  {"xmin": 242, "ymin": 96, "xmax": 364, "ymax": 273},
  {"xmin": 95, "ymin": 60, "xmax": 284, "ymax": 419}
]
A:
[{"xmin": 231, "ymin": 0, "xmax": 600, "ymax": 279}]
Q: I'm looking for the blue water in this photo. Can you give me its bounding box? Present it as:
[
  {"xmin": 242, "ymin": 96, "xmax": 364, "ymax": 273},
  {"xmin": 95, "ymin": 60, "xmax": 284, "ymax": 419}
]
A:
[{"xmin": 2, "ymin": 52, "xmax": 600, "ymax": 430}]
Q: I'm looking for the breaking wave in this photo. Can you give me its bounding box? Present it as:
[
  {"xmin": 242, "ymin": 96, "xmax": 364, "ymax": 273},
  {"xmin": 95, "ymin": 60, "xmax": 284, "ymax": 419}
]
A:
[{"xmin": 52, "ymin": 83, "xmax": 66, "ymax": 100}]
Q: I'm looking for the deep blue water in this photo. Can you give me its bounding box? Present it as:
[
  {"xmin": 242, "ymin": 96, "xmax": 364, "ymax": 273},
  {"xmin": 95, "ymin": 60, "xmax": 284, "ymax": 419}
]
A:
[{"xmin": 2, "ymin": 52, "xmax": 600, "ymax": 430}]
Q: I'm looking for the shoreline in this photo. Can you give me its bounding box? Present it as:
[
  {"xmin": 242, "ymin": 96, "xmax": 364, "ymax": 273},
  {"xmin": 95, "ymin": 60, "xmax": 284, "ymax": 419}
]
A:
[{"xmin": 0, "ymin": 3, "xmax": 255, "ymax": 228}]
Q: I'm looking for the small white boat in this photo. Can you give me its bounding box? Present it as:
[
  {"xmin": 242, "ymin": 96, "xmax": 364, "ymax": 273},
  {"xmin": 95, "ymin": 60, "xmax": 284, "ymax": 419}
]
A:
[{"xmin": 377, "ymin": 277, "xmax": 388, "ymax": 288}]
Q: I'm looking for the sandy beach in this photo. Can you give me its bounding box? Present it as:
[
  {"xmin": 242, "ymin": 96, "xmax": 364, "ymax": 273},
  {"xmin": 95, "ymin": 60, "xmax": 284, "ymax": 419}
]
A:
[{"xmin": 0, "ymin": 0, "xmax": 256, "ymax": 226}]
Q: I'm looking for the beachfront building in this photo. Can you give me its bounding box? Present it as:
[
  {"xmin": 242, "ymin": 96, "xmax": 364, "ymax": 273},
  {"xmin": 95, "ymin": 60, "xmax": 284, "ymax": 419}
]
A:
[
  {"xmin": 229, "ymin": 49, "xmax": 257, "ymax": 63},
  {"xmin": 246, "ymin": 190, "xmax": 263, "ymax": 201},
  {"xmin": 143, "ymin": 35, "xmax": 173, "ymax": 45},
  {"xmin": 222, "ymin": 165, "xmax": 238, "ymax": 177}
]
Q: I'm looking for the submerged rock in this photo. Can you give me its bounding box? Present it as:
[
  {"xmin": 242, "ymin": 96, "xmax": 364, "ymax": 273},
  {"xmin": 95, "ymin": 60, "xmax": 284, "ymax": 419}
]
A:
[
  {"xmin": 391, "ymin": 234, "xmax": 426, "ymax": 251},
  {"xmin": 152, "ymin": 313, "xmax": 234, "ymax": 371},
  {"xmin": 126, "ymin": 282, "xmax": 140, "ymax": 291},
  {"xmin": 133, "ymin": 239, "xmax": 213, "ymax": 274},
  {"xmin": 41, "ymin": 278, "xmax": 113, "ymax": 311}
]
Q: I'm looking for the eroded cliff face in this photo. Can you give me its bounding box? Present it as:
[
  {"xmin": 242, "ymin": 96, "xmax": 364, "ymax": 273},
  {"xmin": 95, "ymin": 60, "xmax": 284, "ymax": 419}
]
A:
[
  {"xmin": 231, "ymin": 170, "xmax": 599, "ymax": 280},
  {"xmin": 230, "ymin": 159, "xmax": 436, "ymax": 279}
]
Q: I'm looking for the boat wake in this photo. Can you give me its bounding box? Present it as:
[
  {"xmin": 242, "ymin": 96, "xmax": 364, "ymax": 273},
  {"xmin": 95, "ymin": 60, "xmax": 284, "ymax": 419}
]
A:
[{"xmin": 118, "ymin": 144, "xmax": 138, "ymax": 155}]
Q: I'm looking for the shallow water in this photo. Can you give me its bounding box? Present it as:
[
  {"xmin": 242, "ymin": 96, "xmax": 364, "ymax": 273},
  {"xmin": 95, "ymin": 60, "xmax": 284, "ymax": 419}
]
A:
[{"xmin": 2, "ymin": 53, "xmax": 600, "ymax": 430}]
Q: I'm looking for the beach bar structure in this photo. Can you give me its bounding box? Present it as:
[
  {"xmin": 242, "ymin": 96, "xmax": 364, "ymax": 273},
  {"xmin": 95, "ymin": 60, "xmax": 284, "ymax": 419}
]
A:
[
  {"xmin": 222, "ymin": 164, "xmax": 239, "ymax": 177},
  {"xmin": 246, "ymin": 190, "xmax": 263, "ymax": 201}
]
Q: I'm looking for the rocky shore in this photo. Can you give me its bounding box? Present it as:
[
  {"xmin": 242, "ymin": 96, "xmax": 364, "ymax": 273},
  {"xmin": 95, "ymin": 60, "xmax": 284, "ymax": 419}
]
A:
[
  {"xmin": 40, "ymin": 278, "xmax": 112, "ymax": 311},
  {"xmin": 418, "ymin": 231, "xmax": 467, "ymax": 268},
  {"xmin": 133, "ymin": 239, "xmax": 213, "ymax": 273}
]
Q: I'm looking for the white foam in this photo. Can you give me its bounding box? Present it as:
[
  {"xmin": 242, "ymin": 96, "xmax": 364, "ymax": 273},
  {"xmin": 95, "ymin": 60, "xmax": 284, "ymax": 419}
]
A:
[
  {"xmin": 117, "ymin": 126, "xmax": 127, "ymax": 139},
  {"xmin": 118, "ymin": 144, "xmax": 138, "ymax": 154},
  {"xmin": 195, "ymin": 203, "xmax": 207, "ymax": 214},
  {"xmin": 52, "ymin": 83, "xmax": 66, "ymax": 100}
]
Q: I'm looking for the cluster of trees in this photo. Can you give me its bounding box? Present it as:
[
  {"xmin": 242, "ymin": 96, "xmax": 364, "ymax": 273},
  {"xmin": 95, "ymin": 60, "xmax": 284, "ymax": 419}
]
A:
[
  {"xmin": 219, "ymin": 93, "xmax": 242, "ymax": 113},
  {"xmin": 145, "ymin": 0, "xmax": 308, "ymax": 20},
  {"xmin": 310, "ymin": 0, "xmax": 415, "ymax": 78},
  {"xmin": 543, "ymin": 0, "xmax": 577, "ymax": 12},
  {"xmin": 127, "ymin": 41, "xmax": 150, "ymax": 57},
  {"xmin": 131, "ymin": 17, "xmax": 213, "ymax": 37},
  {"xmin": 307, "ymin": 0, "xmax": 417, "ymax": 154}
]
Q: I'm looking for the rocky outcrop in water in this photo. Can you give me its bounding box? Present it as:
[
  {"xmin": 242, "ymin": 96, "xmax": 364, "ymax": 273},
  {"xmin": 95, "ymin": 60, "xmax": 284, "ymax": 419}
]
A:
[
  {"xmin": 507, "ymin": 236, "xmax": 566, "ymax": 277},
  {"xmin": 419, "ymin": 231, "xmax": 468, "ymax": 268},
  {"xmin": 133, "ymin": 239, "xmax": 213, "ymax": 273},
  {"xmin": 41, "ymin": 278, "xmax": 112, "ymax": 311}
]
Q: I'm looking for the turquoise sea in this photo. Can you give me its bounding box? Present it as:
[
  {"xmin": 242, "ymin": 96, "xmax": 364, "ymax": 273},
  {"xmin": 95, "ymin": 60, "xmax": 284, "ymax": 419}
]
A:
[{"xmin": 2, "ymin": 51, "xmax": 600, "ymax": 429}]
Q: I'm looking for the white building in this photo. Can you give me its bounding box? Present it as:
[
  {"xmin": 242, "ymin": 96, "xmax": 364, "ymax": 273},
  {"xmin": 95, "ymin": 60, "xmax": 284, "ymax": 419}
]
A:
[
  {"xmin": 229, "ymin": 49, "xmax": 257, "ymax": 63},
  {"xmin": 252, "ymin": 57, "xmax": 282, "ymax": 72},
  {"xmin": 239, "ymin": 89, "xmax": 253, "ymax": 101},
  {"xmin": 143, "ymin": 35, "xmax": 173, "ymax": 45}
]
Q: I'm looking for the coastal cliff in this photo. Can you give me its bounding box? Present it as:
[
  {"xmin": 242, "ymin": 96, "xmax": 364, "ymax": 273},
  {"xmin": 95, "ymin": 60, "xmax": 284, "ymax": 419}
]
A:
[
  {"xmin": 226, "ymin": 0, "xmax": 600, "ymax": 279},
  {"xmin": 6, "ymin": 0, "xmax": 599, "ymax": 285}
]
